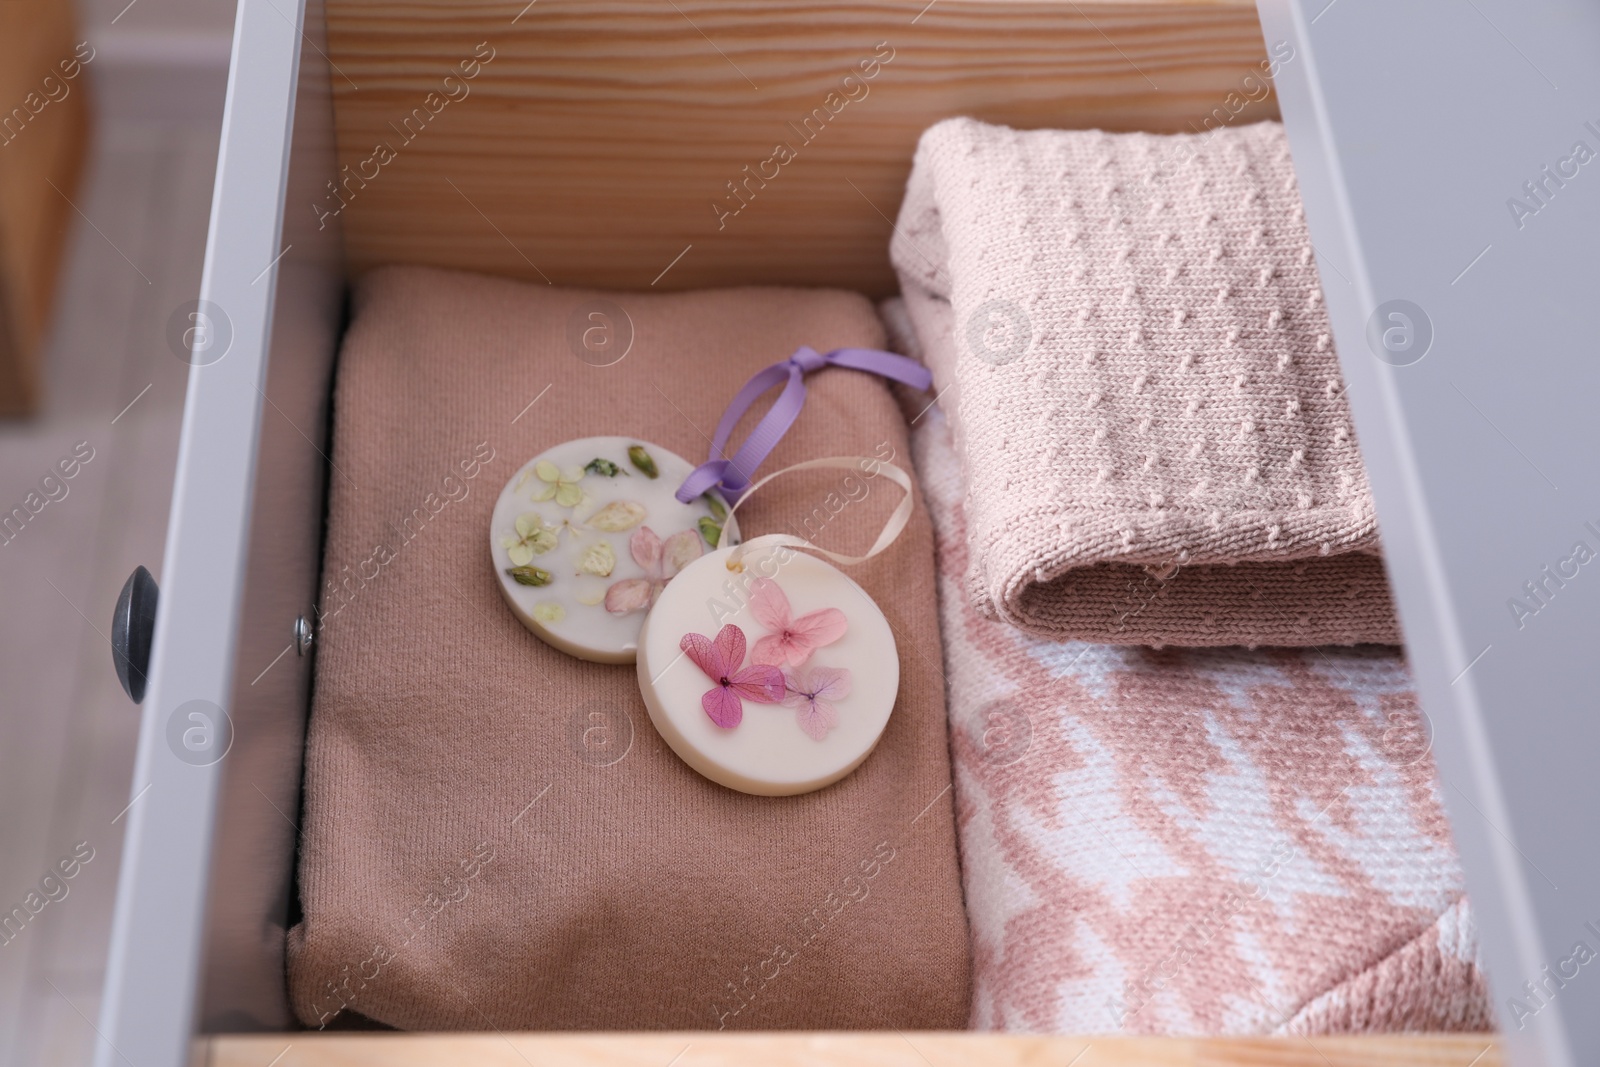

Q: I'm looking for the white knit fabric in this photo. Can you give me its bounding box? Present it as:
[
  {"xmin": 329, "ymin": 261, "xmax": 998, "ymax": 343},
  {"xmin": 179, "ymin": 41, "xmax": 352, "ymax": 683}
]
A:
[{"xmin": 902, "ymin": 393, "xmax": 1490, "ymax": 1035}]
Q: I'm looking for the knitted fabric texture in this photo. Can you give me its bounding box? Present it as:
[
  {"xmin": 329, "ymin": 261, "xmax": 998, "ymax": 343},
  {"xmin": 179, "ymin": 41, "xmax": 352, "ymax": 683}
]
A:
[
  {"xmin": 907, "ymin": 394, "xmax": 1491, "ymax": 1034},
  {"xmin": 287, "ymin": 268, "xmax": 971, "ymax": 1031},
  {"xmin": 890, "ymin": 117, "xmax": 1399, "ymax": 646}
]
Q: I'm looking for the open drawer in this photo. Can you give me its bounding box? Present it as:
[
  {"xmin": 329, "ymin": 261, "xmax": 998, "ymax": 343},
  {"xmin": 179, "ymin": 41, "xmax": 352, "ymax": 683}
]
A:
[{"xmin": 96, "ymin": 0, "xmax": 1600, "ymax": 1063}]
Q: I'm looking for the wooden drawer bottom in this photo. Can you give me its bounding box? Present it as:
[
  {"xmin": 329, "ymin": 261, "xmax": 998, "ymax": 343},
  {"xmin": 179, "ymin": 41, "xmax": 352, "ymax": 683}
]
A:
[{"xmin": 205, "ymin": 1033, "xmax": 1500, "ymax": 1066}]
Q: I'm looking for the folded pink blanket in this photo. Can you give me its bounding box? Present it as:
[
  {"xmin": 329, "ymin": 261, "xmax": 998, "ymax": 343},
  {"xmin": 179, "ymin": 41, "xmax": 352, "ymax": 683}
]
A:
[
  {"xmin": 906, "ymin": 392, "xmax": 1490, "ymax": 1034},
  {"xmin": 288, "ymin": 269, "xmax": 970, "ymax": 1031},
  {"xmin": 891, "ymin": 118, "xmax": 1398, "ymax": 646}
]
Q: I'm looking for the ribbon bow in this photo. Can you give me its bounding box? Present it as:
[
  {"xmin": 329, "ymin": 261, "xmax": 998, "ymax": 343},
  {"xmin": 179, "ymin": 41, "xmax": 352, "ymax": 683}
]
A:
[{"xmin": 675, "ymin": 346, "xmax": 931, "ymax": 504}]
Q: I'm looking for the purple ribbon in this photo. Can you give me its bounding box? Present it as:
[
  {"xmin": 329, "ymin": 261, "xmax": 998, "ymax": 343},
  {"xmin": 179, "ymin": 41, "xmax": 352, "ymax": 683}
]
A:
[{"xmin": 675, "ymin": 346, "xmax": 932, "ymax": 504}]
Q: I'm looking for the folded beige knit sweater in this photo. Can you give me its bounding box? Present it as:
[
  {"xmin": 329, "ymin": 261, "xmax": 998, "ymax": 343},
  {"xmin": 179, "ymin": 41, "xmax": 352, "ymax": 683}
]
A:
[{"xmin": 891, "ymin": 118, "xmax": 1398, "ymax": 646}]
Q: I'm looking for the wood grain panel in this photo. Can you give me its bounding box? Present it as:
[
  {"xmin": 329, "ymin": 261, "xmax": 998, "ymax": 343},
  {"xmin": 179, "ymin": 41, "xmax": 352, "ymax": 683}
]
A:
[
  {"xmin": 323, "ymin": 0, "xmax": 1281, "ymax": 295},
  {"xmin": 207, "ymin": 1032, "xmax": 1500, "ymax": 1067},
  {"xmin": 0, "ymin": 3, "xmax": 89, "ymax": 416}
]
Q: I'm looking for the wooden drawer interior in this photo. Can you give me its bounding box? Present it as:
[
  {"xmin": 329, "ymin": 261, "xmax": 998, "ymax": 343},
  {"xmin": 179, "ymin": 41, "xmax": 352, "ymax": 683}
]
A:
[
  {"xmin": 322, "ymin": 0, "xmax": 1279, "ymax": 295},
  {"xmin": 179, "ymin": 2, "xmax": 1504, "ymax": 1063}
]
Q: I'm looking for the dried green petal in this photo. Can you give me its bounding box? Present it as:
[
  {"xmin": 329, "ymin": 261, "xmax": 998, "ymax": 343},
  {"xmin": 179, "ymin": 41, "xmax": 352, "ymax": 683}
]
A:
[
  {"xmin": 578, "ymin": 541, "xmax": 617, "ymax": 577},
  {"xmin": 511, "ymin": 514, "xmax": 559, "ymax": 556},
  {"xmin": 703, "ymin": 493, "xmax": 728, "ymax": 521},
  {"xmin": 698, "ymin": 517, "xmax": 722, "ymax": 547},
  {"xmin": 584, "ymin": 457, "xmax": 628, "ymax": 477},
  {"xmin": 506, "ymin": 565, "xmax": 553, "ymax": 587},
  {"xmin": 588, "ymin": 500, "xmax": 646, "ymax": 531},
  {"xmin": 628, "ymin": 445, "xmax": 659, "ymax": 479},
  {"xmin": 533, "ymin": 602, "xmax": 566, "ymax": 624}
]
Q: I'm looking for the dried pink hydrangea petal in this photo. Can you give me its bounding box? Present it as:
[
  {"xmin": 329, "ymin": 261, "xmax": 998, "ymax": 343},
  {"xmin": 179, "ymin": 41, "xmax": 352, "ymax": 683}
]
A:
[{"xmin": 604, "ymin": 578, "xmax": 653, "ymax": 616}]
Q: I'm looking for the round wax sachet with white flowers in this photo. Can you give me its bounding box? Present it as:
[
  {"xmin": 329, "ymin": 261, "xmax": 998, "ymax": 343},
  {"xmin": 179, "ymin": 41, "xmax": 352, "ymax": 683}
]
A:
[
  {"xmin": 637, "ymin": 540, "xmax": 899, "ymax": 796},
  {"xmin": 490, "ymin": 436, "xmax": 737, "ymax": 663}
]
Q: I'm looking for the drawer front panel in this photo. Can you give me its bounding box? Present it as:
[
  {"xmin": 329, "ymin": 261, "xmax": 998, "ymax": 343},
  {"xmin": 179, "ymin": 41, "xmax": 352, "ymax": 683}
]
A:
[{"xmin": 96, "ymin": 0, "xmax": 345, "ymax": 1061}]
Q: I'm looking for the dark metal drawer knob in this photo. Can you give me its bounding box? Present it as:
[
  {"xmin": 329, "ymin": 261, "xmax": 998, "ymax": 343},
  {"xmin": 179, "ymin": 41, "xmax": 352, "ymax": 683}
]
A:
[{"xmin": 113, "ymin": 565, "xmax": 159, "ymax": 704}]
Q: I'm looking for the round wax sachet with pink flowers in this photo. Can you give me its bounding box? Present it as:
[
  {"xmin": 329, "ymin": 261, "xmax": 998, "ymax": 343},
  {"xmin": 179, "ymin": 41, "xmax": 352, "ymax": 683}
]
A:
[{"xmin": 636, "ymin": 541, "xmax": 899, "ymax": 796}]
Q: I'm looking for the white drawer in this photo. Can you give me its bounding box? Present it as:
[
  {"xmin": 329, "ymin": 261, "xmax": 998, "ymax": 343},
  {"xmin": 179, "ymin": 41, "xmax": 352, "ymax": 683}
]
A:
[{"xmin": 95, "ymin": 0, "xmax": 1600, "ymax": 1064}]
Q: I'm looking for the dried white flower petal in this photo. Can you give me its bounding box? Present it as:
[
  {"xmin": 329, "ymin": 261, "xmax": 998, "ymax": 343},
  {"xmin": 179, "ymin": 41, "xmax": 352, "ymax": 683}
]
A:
[
  {"xmin": 588, "ymin": 500, "xmax": 647, "ymax": 532},
  {"xmin": 578, "ymin": 541, "xmax": 617, "ymax": 577}
]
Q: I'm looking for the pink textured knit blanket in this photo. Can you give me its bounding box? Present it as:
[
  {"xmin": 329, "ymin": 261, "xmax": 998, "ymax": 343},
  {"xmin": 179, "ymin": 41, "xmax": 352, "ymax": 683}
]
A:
[
  {"xmin": 910, "ymin": 398, "xmax": 1491, "ymax": 1034},
  {"xmin": 891, "ymin": 118, "xmax": 1398, "ymax": 646}
]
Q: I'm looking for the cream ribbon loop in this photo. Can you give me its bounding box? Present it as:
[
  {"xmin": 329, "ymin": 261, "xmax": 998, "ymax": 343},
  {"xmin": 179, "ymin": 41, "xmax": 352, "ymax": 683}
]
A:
[{"xmin": 720, "ymin": 456, "xmax": 914, "ymax": 571}]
